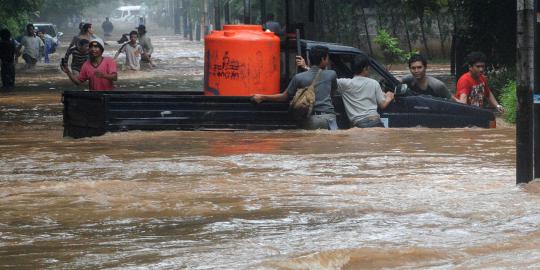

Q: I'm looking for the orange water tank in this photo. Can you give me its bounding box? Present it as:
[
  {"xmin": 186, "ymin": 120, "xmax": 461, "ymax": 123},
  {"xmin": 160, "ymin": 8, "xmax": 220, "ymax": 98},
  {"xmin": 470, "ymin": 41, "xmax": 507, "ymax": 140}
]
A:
[{"xmin": 204, "ymin": 25, "xmax": 280, "ymax": 96}]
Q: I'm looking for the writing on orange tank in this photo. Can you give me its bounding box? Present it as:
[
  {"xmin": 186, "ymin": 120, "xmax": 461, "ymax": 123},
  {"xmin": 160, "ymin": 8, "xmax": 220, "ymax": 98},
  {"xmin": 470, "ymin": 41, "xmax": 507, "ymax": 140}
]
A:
[{"xmin": 204, "ymin": 25, "xmax": 281, "ymax": 96}]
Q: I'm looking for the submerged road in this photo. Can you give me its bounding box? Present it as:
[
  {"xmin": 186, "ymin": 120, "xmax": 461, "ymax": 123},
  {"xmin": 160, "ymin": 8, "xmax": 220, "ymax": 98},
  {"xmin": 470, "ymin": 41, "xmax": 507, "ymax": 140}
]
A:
[{"xmin": 0, "ymin": 35, "xmax": 536, "ymax": 270}]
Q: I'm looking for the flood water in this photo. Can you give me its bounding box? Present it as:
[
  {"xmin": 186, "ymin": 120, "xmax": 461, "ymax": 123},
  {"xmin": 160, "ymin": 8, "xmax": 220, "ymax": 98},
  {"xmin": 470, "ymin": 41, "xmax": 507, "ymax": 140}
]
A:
[{"xmin": 1, "ymin": 35, "xmax": 539, "ymax": 270}]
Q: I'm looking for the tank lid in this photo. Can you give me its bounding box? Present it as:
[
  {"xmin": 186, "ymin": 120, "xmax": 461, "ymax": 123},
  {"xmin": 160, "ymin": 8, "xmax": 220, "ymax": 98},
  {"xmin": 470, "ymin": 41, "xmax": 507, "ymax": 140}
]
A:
[{"xmin": 223, "ymin": 24, "xmax": 263, "ymax": 31}]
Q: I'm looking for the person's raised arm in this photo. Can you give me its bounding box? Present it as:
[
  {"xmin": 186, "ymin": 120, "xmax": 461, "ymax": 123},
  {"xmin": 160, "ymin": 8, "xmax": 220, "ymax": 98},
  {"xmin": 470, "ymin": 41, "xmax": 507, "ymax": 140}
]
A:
[
  {"xmin": 114, "ymin": 44, "xmax": 126, "ymax": 60},
  {"xmin": 296, "ymin": 56, "xmax": 308, "ymax": 71}
]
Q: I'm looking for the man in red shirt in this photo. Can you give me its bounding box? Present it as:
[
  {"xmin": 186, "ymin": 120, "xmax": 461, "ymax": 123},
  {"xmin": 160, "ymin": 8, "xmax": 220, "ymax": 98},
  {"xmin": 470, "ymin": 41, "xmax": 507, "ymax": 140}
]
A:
[
  {"xmin": 455, "ymin": 51, "xmax": 504, "ymax": 112},
  {"xmin": 62, "ymin": 39, "xmax": 117, "ymax": 91}
]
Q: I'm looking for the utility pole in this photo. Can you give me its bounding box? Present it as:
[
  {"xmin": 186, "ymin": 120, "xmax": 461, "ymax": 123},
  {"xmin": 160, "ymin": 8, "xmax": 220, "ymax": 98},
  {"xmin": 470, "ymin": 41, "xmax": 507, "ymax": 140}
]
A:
[
  {"xmin": 516, "ymin": 0, "xmax": 535, "ymax": 184},
  {"xmin": 535, "ymin": 0, "xmax": 540, "ymax": 178}
]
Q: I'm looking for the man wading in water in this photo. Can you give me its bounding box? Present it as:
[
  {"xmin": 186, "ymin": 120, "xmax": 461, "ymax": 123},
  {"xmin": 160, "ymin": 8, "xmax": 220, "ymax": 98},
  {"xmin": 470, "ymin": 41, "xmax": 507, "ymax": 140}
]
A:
[
  {"xmin": 455, "ymin": 51, "xmax": 504, "ymax": 112},
  {"xmin": 251, "ymin": 45, "xmax": 338, "ymax": 130},
  {"xmin": 401, "ymin": 54, "xmax": 454, "ymax": 100},
  {"xmin": 62, "ymin": 39, "xmax": 117, "ymax": 91}
]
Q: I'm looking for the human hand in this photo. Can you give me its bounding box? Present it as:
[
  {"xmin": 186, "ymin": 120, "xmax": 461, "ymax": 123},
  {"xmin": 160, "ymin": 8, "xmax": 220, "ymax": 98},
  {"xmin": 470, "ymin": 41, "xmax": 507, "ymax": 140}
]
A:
[
  {"xmin": 295, "ymin": 56, "xmax": 307, "ymax": 70},
  {"xmin": 61, "ymin": 64, "xmax": 70, "ymax": 74},
  {"xmin": 496, "ymin": 104, "xmax": 505, "ymax": 113},
  {"xmin": 251, "ymin": 94, "xmax": 264, "ymax": 103},
  {"xmin": 385, "ymin": 91, "xmax": 395, "ymax": 101}
]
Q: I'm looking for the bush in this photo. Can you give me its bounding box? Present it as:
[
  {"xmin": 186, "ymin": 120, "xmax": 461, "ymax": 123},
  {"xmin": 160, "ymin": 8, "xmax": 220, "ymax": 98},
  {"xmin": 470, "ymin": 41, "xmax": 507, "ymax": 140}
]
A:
[
  {"xmin": 374, "ymin": 29, "xmax": 417, "ymax": 63},
  {"xmin": 500, "ymin": 80, "xmax": 516, "ymax": 124},
  {"xmin": 487, "ymin": 68, "xmax": 515, "ymax": 102}
]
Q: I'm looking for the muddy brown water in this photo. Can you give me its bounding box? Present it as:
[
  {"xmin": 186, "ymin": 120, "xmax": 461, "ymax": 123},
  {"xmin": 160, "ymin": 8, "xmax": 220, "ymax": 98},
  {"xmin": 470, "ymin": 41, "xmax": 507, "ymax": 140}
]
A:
[{"xmin": 1, "ymin": 36, "xmax": 538, "ymax": 270}]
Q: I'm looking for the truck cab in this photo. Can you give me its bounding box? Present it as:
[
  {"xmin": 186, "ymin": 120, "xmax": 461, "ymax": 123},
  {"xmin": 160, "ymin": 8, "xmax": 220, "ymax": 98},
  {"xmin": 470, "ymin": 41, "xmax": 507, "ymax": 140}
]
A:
[
  {"xmin": 283, "ymin": 39, "xmax": 495, "ymax": 128},
  {"xmin": 282, "ymin": 39, "xmax": 407, "ymax": 95}
]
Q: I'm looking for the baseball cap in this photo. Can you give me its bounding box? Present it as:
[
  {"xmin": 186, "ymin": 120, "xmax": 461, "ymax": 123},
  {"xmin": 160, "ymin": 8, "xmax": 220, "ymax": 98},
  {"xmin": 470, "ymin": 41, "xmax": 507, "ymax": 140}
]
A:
[{"xmin": 89, "ymin": 39, "xmax": 104, "ymax": 51}]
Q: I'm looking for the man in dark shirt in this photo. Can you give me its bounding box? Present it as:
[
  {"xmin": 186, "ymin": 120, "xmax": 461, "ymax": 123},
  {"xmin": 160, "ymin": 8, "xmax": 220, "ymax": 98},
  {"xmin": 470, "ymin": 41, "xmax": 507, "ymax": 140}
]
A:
[
  {"xmin": 252, "ymin": 46, "xmax": 338, "ymax": 130},
  {"xmin": 102, "ymin": 17, "xmax": 114, "ymax": 38},
  {"xmin": 0, "ymin": 28, "xmax": 16, "ymax": 91},
  {"xmin": 401, "ymin": 54, "xmax": 453, "ymax": 100}
]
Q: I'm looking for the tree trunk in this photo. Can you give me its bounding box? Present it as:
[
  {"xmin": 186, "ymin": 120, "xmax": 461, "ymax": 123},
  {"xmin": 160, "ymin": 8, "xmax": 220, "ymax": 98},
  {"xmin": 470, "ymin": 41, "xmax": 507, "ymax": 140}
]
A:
[
  {"xmin": 418, "ymin": 15, "xmax": 431, "ymax": 58},
  {"xmin": 402, "ymin": 14, "xmax": 413, "ymax": 52},
  {"xmin": 390, "ymin": 7, "xmax": 398, "ymax": 37},
  {"xmin": 183, "ymin": 0, "xmax": 189, "ymax": 38},
  {"xmin": 174, "ymin": 0, "xmax": 181, "ymax": 34},
  {"xmin": 436, "ymin": 13, "xmax": 446, "ymax": 57},
  {"xmin": 201, "ymin": 0, "xmax": 207, "ymax": 36},
  {"xmin": 224, "ymin": 1, "xmax": 230, "ymax": 24},
  {"xmin": 244, "ymin": 0, "xmax": 251, "ymax": 24},
  {"xmin": 360, "ymin": 5, "xmax": 373, "ymax": 56}
]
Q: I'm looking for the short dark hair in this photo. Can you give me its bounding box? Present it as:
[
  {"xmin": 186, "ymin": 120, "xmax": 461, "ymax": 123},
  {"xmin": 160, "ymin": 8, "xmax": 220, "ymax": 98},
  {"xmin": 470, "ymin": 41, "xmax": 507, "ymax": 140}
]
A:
[
  {"xmin": 26, "ymin": 24, "xmax": 34, "ymax": 30},
  {"xmin": 129, "ymin": 30, "xmax": 138, "ymax": 37},
  {"xmin": 82, "ymin": 23, "xmax": 92, "ymax": 34},
  {"xmin": 352, "ymin": 55, "xmax": 370, "ymax": 75},
  {"xmin": 78, "ymin": 39, "xmax": 89, "ymax": 46},
  {"xmin": 309, "ymin": 45, "xmax": 329, "ymax": 66},
  {"xmin": 408, "ymin": 53, "xmax": 427, "ymax": 68},
  {"xmin": 466, "ymin": 51, "xmax": 486, "ymax": 66},
  {"xmin": 0, "ymin": 28, "xmax": 11, "ymax": 41}
]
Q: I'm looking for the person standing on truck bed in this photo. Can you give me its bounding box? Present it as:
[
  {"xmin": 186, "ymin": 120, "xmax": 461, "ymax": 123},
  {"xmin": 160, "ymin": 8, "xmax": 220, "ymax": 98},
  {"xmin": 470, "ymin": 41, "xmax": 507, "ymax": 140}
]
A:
[
  {"xmin": 401, "ymin": 54, "xmax": 454, "ymax": 100},
  {"xmin": 252, "ymin": 45, "xmax": 338, "ymax": 130},
  {"xmin": 61, "ymin": 39, "xmax": 117, "ymax": 91},
  {"xmin": 455, "ymin": 51, "xmax": 505, "ymax": 112}
]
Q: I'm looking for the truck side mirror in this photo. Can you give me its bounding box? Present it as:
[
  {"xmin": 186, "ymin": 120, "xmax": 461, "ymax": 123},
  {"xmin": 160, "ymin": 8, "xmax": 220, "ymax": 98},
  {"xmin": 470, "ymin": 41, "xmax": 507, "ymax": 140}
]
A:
[{"xmin": 394, "ymin": 84, "xmax": 408, "ymax": 96}]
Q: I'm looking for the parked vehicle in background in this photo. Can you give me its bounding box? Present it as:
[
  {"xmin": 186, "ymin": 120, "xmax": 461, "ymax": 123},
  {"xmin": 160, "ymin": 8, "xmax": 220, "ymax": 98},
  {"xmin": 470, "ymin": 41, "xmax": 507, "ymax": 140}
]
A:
[
  {"xmin": 111, "ymin": 6, "xmax": 147, "ymax": 25},
  {"xmin": 33, "ymin": 22, "xmax": 63, "ymax": 53}
]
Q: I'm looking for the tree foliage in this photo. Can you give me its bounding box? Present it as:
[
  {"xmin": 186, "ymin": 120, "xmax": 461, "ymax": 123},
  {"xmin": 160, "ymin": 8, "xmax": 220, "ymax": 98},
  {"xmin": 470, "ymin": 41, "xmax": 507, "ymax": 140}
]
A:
[
  {"xmin": 454, "ymin": 0, "xmax": 516, "ymax": 68},
  {"xmin": 0, "ymin": 0, "xmax": 43, "ymax": 33}
]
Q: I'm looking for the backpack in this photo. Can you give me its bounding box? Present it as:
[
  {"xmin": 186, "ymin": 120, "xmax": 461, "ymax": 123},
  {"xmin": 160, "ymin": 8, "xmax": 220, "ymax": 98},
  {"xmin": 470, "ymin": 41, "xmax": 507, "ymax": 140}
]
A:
[{"xmin": 289, "ymin": 69, "xmax": 322, "ymax": 121}]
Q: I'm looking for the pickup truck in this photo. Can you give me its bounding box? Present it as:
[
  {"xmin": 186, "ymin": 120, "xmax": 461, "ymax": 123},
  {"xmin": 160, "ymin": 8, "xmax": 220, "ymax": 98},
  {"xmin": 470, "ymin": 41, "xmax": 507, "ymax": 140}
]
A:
[{"xmin": 62, "ymin": 39, "xmax": 495, "ymax": 138}]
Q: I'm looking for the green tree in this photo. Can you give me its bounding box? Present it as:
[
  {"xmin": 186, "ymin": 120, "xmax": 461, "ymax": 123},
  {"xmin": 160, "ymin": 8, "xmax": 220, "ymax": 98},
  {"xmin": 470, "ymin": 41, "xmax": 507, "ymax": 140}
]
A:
[{"xmin": 0, "ymin": 0, "xmax": 43, "ymax": 34}]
